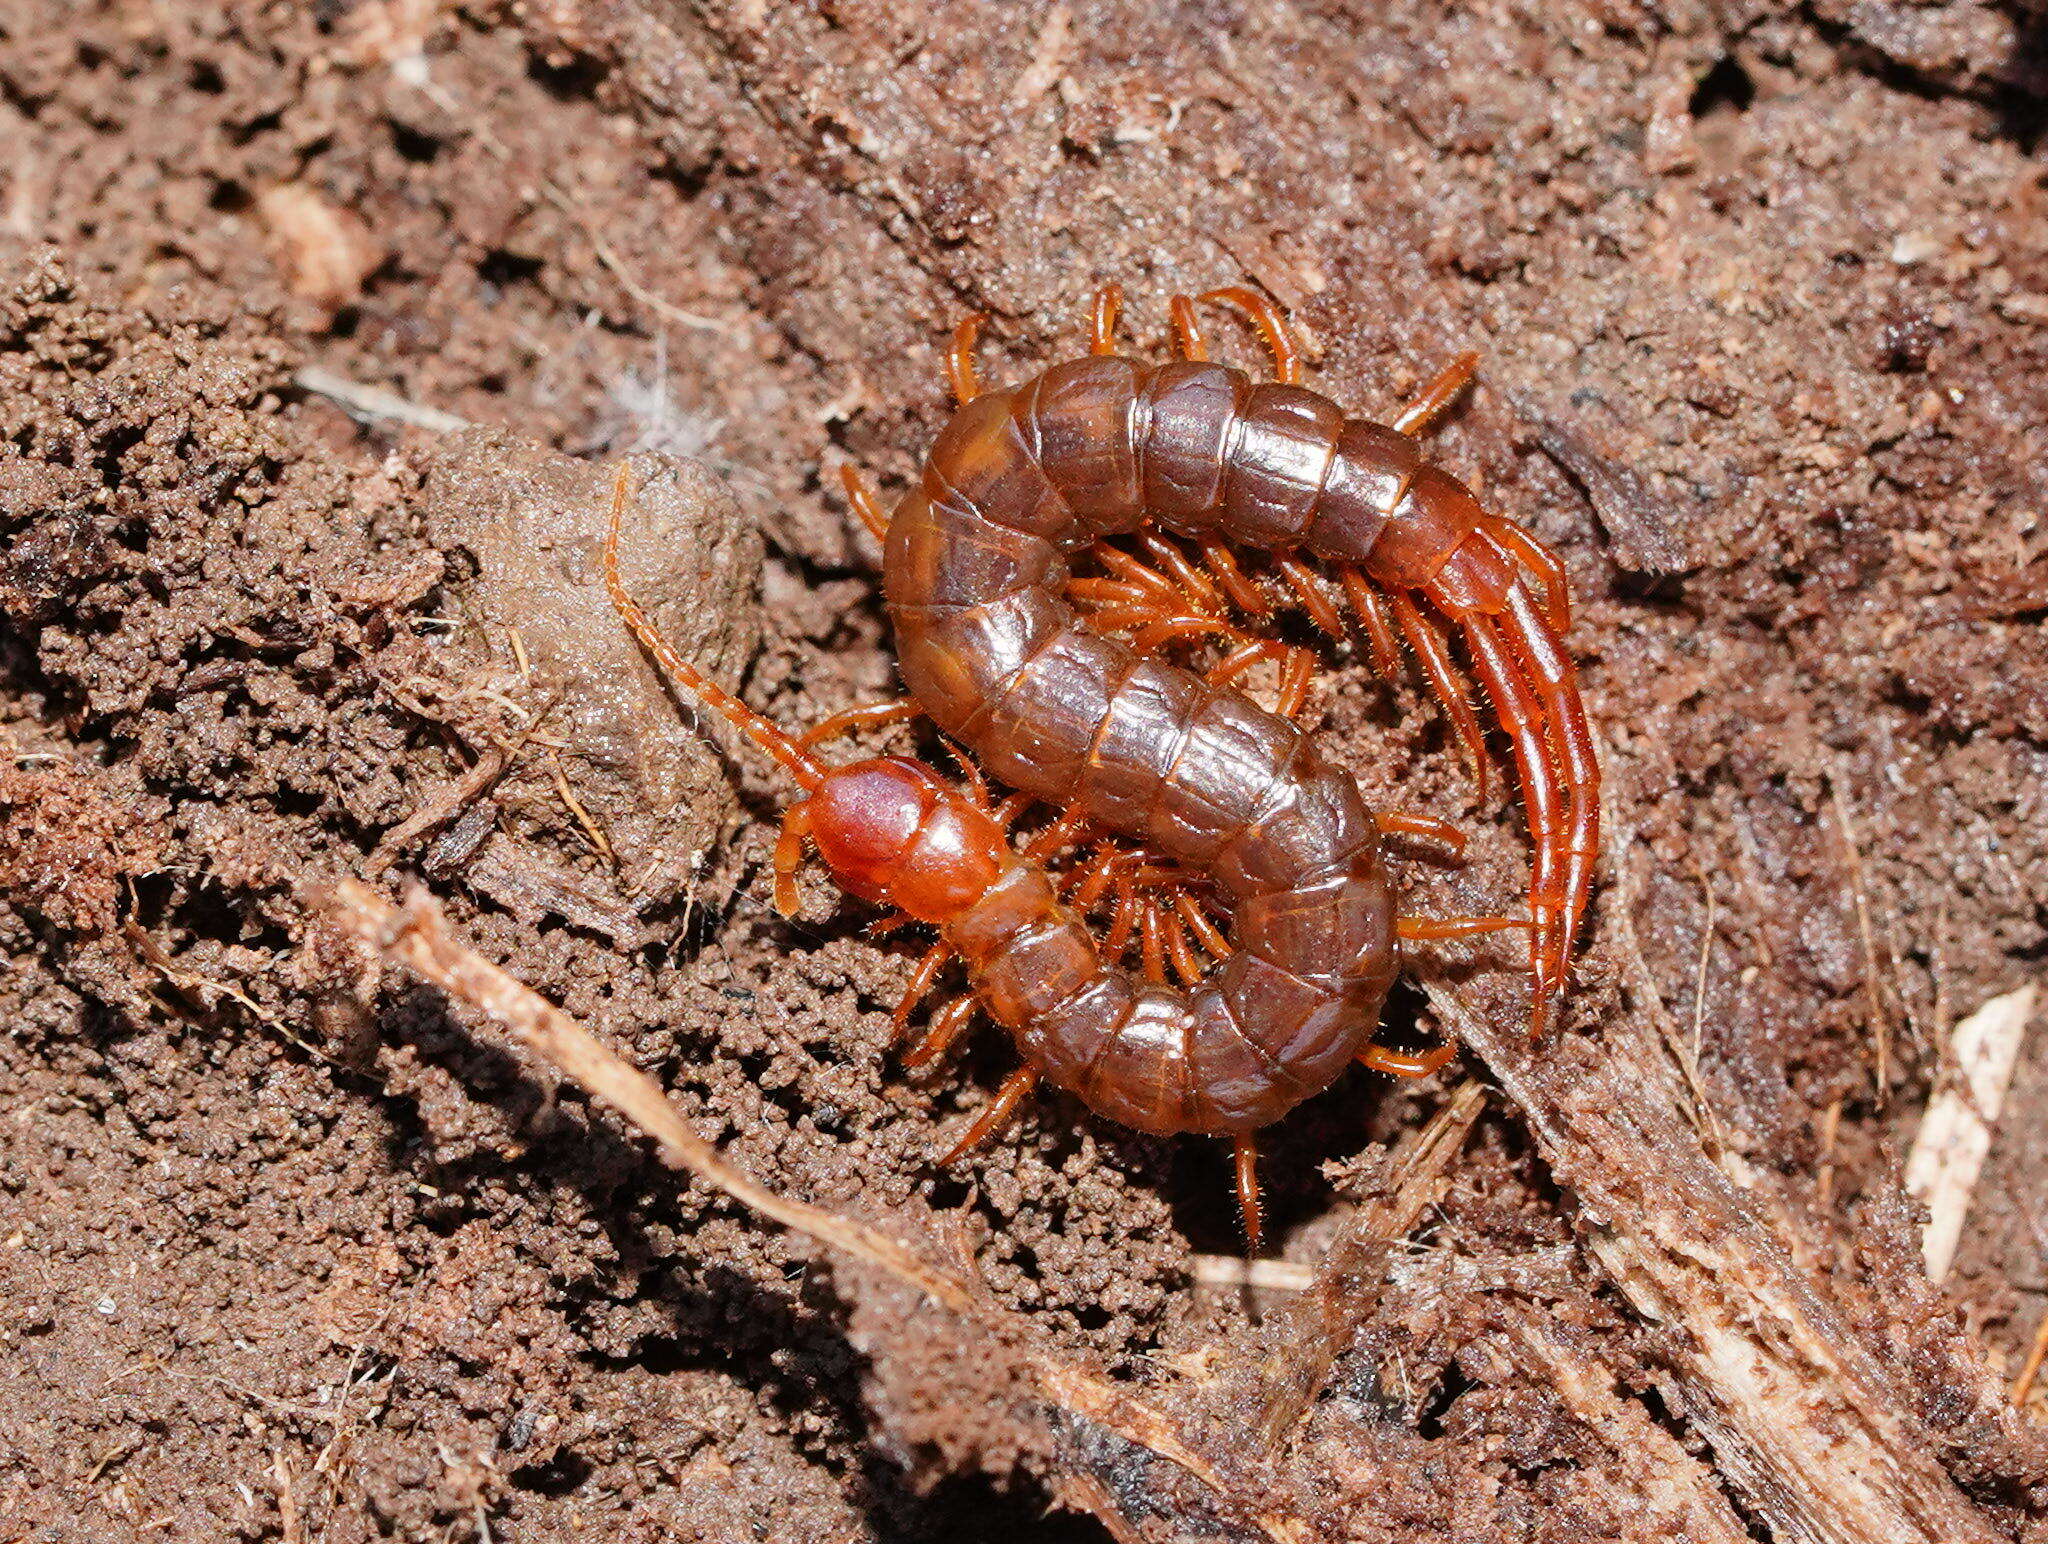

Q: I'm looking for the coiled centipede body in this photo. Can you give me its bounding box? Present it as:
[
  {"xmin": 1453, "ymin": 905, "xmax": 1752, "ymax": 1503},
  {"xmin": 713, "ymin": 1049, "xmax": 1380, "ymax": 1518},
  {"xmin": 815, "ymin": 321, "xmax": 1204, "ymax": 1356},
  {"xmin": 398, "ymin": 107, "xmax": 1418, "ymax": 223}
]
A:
[{"xmin": 604, "ymin": 286, "xmax": 1600, "ymax": 1244}]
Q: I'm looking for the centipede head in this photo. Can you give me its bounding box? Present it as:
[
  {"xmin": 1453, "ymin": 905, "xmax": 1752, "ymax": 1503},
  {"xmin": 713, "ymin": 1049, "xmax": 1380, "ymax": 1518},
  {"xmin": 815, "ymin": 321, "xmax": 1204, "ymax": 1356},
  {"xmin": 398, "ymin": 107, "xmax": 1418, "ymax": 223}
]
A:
[{"xmin": 808, "ymin": 757, "xmax": 1006, "ymax": 923}]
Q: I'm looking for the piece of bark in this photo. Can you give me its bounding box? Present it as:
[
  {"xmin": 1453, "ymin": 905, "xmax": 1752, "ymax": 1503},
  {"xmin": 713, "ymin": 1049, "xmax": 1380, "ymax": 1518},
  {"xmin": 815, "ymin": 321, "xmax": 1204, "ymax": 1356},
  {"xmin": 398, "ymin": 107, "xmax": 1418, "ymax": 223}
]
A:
[{"xmin": 1425, "ymin": 980, "xmax": 2008, "ymax": 1544}]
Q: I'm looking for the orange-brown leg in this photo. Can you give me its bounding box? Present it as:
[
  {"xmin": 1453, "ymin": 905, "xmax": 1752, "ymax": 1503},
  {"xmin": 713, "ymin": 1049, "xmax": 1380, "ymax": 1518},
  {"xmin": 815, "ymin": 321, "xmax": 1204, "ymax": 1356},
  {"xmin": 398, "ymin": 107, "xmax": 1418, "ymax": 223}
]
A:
[
  {"xmin": 1163, "ymin": 906, "xmax": 1208, "ymax": 986},
  {"xmin": 869, "ymin": 909, "xmax": 916, "ymax": 939},
  {"xmin": 1392, "ymin": 351, "xmax": 1479, "ymax": 437},
  {"xmin": 1169, "ymin": 294, "xmax": 1209, "ymax": 361},
  {"xmin": 1336, "ymin": 564, "xmax": 1404, "ymax": 678},
  {"xmin": 948, "ymin": 312, "xmax": 987, "ymax": 404},
  {"xmin": 1137, "ymin": 533, "xmax": 1228, "ymax": 614},
  {"xmin": 1386, "ymin": 589, "xmax": 1493, "ymax": 806},
  {"xmin": 1090, "ymin": 283, "xmax": 1123, "ymax": 355},
  {"xmin": 1022, "ymin": 801, "xmax": 1090, "ymax": 862},
  {"xmin": 1208, "ymin": 638, "xmax": 1315, "ymax": 723},
  {"xmin": 839, "ymin": 464, "xmax": 890, "ymax": 542},
  {"xmin": 1199, "ymin": 539, "xmax": 1273, "ymax": 617},
  {"xmin": 1127, "ymin": 615, "xmax": 1244, "ymax": 656},
  {"xmin": 904, "ymin": 993, "xmax": 978, "ymax": 1070},
  {"xmin": 939, "ymin": 1066, "xmax": 1040, "ymax": 1163},
  {"xmin": 1233, "ymin": 1135, "xmax": 1264, "ymax": 1254},
  {"xmin": 1460, "ymin": 611, "xmax": 1567, "ymax": 1030},
  {"xmin": 1358, "ymin": 1039, "xmax": 1461, "ymax": 1078},
  {"xmin": 1485, "ymin": 514, "xmax": 1572, "ymax": 635},
  {"xmin": 1103, "ymin": 878, "xmax": 1144, "ymax": 958},
  {"xmin": 1093, "ymin": 544, "xmax": 1189, "ymax": 603},
  {"xmin": 798, "ymin": 697, "xmax": 921, "ymax": 749},
  {"xmin": 1067, "ymin": 845, "xmax": 1127, "ymax": 910},
  {"xmin": 1138, "ymin": 899, "xmax": 1168, "ymax": 985},
  {"xmin": 1375, "ymin": 809, "xmax": 1466, "ymax": 859},
  {"xmin": 1175, "ymin": 893, "xmax": 1231, "ymax": 957},
  {"xmin": 1397, "ymin": 914, "xmax": 1531, "ymax": 941},
  {"xmin": 893, "ymin": 941, "xmax": 954, "ymax": 1038},
  {"xmin": 939, "ymin": 739, "xmax": 994, "ymax": 811},
  {"xmin": 774, "ymin": 803, "xmax": 813, "ymax": 918},
  {"xmin": 1501, "ymin": 582, "xmax": 1601, "ymax": 1024},
  {"xmin": 1197, "ymin": 286, "xmax": 1303, "ymax": 385},
  {"xmin": 1276, "ymin": 555, "xmax": 1346, "ymax": 640}
]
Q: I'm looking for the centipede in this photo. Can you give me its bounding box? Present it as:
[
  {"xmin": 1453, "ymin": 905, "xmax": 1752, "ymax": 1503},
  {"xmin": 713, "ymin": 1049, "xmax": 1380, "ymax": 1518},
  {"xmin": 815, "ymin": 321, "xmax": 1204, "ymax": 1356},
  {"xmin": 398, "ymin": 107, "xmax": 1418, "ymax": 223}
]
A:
[{"xmin": 602, "ymin": 285, "xmax": 1600, "ymax": 1247}]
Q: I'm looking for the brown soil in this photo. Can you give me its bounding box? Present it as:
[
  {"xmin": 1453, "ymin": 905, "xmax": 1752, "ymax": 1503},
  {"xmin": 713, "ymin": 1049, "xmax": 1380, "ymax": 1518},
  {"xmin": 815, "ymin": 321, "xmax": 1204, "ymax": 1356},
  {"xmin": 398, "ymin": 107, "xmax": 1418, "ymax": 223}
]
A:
[{"xmin": 1, "ymin": 2, "xmax": 2045, "ymax": 1540}]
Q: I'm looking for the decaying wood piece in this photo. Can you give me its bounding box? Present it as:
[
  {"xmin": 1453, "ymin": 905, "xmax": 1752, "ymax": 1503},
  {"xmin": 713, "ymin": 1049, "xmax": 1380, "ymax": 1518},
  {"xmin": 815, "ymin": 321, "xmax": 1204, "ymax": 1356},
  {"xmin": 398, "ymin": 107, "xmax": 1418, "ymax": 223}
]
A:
[
  {"xmin": 1243, "ymin": 1078, "xmax": 1489, "ymax": 1449},
  {"xmin": 1905, "ymin": 981, "xmax": 2038, "ymax": 1280},
  {"xmin": 1426, "ymin": 978, "xmax": 2008, "ymax": 1544},
  {"xmin": 311, "ymin": 877, "xmax": 1312, "ymax": 1544}
]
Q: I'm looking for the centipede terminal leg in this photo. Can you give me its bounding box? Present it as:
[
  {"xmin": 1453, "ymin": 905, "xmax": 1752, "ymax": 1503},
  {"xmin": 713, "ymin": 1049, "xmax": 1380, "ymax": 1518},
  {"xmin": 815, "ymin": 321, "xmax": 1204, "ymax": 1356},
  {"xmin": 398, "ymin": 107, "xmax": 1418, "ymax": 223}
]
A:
[{"xmin": 1484, "ymin": 514, "xmax": 1573, "ymax": 635}]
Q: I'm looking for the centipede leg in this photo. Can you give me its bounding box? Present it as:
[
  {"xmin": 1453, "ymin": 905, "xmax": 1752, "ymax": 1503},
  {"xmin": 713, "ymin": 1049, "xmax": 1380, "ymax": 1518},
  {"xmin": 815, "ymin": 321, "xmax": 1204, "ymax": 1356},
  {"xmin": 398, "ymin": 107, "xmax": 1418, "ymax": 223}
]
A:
[
  {"xmin": 1169, "ymin": 294, "xmax": 1209, "ymax": 361},
  {"xmin": 1138, "ymin": 899, "xmax": 1168, "ymax": 985},
  {"xmin": 1021, "ymin": 800, "xmax": 1090, "ymax": 861},
  {"xmin": 1397, "ymin": 914, "xmax": 1530, "ymax": 941},
  {"xmin": 1501, "ymin": 582, "xmax": 1601, "ymax": 1024},
  {"xmin": 1197, "ymin": 286, "xmax": 1303, "ymax": 385},
  {"xmin": 838, "ymin": 464, "xmax": 890, "ymax": 542},
  {"xmin": 773, "ymin": 803, "xmax": 813, "ymax": 918},
  {"xmin": 1277, "ymin": 555, "xmax": 1346, "ymax": 640},
  {"xmin": 1485, "ymin": 514, "xmax": 1572, "ymax": 635},
  {"xmin": 903, "ymin": 994, "xmax": 978, "ymax": 1070},
  {"xmin": 1175, "ymin": 892, "xmax": 1231, "ymax": 957},
  {"xmin": 1391, "ymin": 351, "xmax": 1479, "ymax": 437},
  {"xmin": 1336, "ymin": 564, "xmax": 1404, "ymax": 678},
  {"xmin": 1090, "ymin": 282, "xmax": 1123, "ymax": 354},
  {"xmin": 1386, "ymin": 590, "xmax": 1493, "ymax": 806},
  {"xmin": 798, "ymin": 696, "xmax": 921, "ymax": 749},
  {"xmin": 940, "ymin": 739, "xmax": 994, "ymax": 811},
  {"xmin": 1163, "ymin": 906, "xmax": 1207, "ymax": 985},
  {"xmin": 1233, "ymin": 1135, "xmax": 1264, "ymax": 1255},
  {"xmin": 1461, "ymin": 612, "xmax": 1567, "ymax": 1029},
  {"xmin": 1208, "ymin": 638, "xmax": 1316, "ymax": 724},
  {"xmin": 1375, "ymin": 809, "xmax": 1467, "ymax": 859},
  {"xmin": 892, "ymin": 940, "xmax": 954, "ymax": 1039},
  {"xmin": 1357, "ymin": 1039, "xmax": 1460, "ymax": 1077},
  {"xmin": 1199, "ymin": 539, "xmax": 1273, "ymax": 617},
  {"xmin": 1137, "ymin": 532, "xmax": 1227, "ymax": 614},
  {"xmin": 947, "ymin": 312, "xmax": 987, "ymax": 404},
  {"xmin": 939, "ymin": 1066, "xmax": 1040, "ymax": 1163}
]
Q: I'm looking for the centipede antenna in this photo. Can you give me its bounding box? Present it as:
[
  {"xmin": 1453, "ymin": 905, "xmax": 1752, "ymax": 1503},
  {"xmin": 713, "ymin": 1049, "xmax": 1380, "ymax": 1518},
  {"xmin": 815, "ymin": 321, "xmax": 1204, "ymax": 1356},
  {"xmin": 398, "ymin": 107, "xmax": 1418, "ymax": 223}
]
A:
[{"xmin": 602, "ymin": 462, "xmax": 827, "ymax": 792}]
